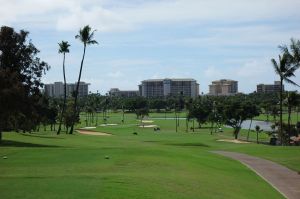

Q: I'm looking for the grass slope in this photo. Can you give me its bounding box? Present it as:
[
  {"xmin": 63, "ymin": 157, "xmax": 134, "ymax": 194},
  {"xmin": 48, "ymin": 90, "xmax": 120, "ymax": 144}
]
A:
[{"xmin": 1, "ymin": 112, "xmax": 298, "ymax": 199}]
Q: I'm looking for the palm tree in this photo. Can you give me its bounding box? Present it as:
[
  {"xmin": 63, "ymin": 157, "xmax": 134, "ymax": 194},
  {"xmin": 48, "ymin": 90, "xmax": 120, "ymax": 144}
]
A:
[
  {"xmin": 69, "ymin": 25, "xmax": 98, "ymax": 134},
  {"xmin": 271, "ymin": 53, "xmax": 299, "ymax": 144},
  {"xmin": 255, "ymin": 125, "xmax": 261, "ymax": 144},
  {"xmin": 57, "ymin": 41, "xmax": 70, "ymax": 135},
  {"xmin": 280, "ymin": 38, "xmax": 300, "ymax": 65},
  {"xmin": 286, "ymin": 92, "xmax": 299, "ymax": 141}
]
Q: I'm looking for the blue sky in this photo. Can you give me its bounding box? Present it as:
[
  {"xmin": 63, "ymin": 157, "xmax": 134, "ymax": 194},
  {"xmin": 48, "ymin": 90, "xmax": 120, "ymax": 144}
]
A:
[{"xmin": 1, "ymin": 0, "xmax": 300, "ymax": 94}]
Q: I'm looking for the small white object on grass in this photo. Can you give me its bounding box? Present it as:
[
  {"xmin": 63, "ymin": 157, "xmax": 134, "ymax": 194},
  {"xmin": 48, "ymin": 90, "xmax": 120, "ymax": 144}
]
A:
[
  {"xmin": 105, "ymin": 156, "xmax": 110, "ymax": 159},
  {"xmin": 3, "ymin": 156, "xmax": 7, "ymax": 159}
]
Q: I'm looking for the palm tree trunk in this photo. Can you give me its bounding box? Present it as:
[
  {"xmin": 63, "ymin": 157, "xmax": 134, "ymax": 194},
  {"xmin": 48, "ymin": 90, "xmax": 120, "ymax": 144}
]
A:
[
  {"xmin": 122, "ymin": 108, "xmax": 125, "ymax": 123},
  {"xmin": 296, "ymin": 107, "xmax": 299, "ymax": 123},
  {"xmin": 247, "ymin": 118, "xmax": 253, "ymax": 141},
  {"xmin": 186, "ymin": 118, "xmax": 188, "ymax": 133},
  {"xmin": 279, "ymin": 78, "xmax": 283, "ymax": 145},
  {"xmin": 70, "ymin": 44, "xmax": 86, "ymax": 134},
  {"xmin": 96, "ymin": 112, "xmax": 98, "ymax": 126},
  {"xmin": 193, "ymin": 119, "xmax": 195, "ymax": 132},
  {"xmin": 175, "ymin": 112, "xmax": 178, "ymax": 132},
  {"xmin": 210, "ymin": 121, "xmax": 214, "ymax": 135},
  {"xmin": 288, "ymin": 106, "xmax": 291, "ymax": 145},
  {"xmin": 57, "ymin": 53, "xmax": 67, "ymax": 135}
]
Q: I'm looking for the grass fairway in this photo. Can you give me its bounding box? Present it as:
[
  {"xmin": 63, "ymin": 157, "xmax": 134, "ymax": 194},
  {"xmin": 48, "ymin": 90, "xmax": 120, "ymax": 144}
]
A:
[
  {"xmin": 1, "ymin": 113, "xmax": 298, "ymax": 199},
  {"xmin": 254, "ymin": 112, "xmax": 300, "ymax": 124}
]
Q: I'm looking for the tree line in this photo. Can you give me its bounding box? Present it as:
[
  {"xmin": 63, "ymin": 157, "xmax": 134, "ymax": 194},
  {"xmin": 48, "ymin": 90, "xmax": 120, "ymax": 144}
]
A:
[{"xmin": 0, "ymin": 25, "xmax": 299, "ymax": 145}]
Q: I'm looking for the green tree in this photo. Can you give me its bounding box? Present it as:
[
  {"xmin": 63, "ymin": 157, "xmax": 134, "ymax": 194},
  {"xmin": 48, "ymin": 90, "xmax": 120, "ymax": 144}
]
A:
[
  {"xmin": 271, "ymin": 53, "xmax": 299, "ymax": 144},
  {"xmin": 69, "ymin": 25, "xmax": 98, "ymax": 134},
  {"xmin": 187, "ymin": 97, "xmax": 211, "ymax": 128},
  {"xmin": 223, "ymin": 99, "xmax": 250, "ymax": 140},
  {"xmin": 245, "ymin": 102, "xmax": 260, "ymax": 141},
  {"xmin": 0, "ymin": 26, "xmax": 49, "ymax": 142},
  {"xmin": 286, "ymin": 92, "xmax": 300, "ymax": 141},
  {"xmin": 255, "ymin": 125, "xmax": 262, "ymax": 144},
  {"xmin": 64, "ymin": 100, "xmax": 79, "ymax": 133},
  {"xmin": 57, "ymin": 41, "xmax": 70, "ymax": 135}
]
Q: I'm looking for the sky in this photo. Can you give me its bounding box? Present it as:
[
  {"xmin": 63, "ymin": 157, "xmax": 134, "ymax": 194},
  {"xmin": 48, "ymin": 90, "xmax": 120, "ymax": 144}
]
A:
[{"xmin": 1, "ymin": 0, "xmax": 300, "ymax": 94}]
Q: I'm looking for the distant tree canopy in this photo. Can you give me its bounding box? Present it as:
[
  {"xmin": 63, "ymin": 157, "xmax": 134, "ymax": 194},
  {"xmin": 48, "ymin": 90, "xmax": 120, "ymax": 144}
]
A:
[{"xmin": 0, "ymin": 26, "xmax": 49, "ymax": 142}]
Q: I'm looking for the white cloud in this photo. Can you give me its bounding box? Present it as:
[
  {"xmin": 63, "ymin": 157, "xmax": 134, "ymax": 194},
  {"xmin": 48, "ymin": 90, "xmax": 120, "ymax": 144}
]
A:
[
  {"xmin": 201, "ymin": 58, "xmax": 280, "ymax": 93},
  {"xmin": 204, "ymin": 66, "xmax": 223, "ymax": 79},
  {"xmin": 2, "ymin": 0, "xmax": 299, "ymax": 94},
  {"xmin": 1, "ymin": 0, "xmax": 300, "ymax": 32},
  {"xmin": 107, "ymin": 71, "xmax": 124, "ymax": 78}
]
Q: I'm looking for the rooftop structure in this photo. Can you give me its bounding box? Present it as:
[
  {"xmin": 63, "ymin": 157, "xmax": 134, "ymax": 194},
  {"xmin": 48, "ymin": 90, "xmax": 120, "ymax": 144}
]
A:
[
  {"xmin": 257, "ymin": 81, "xmax": 284, "ymax": 93},
  {"xmin": 139, "ymin": 78, "xmax": 199, "ymax": 98},
  {"xmin": 109, "ymin": 88, "xmax": 139, "ymax": 98},
  {"xmin": 208, "ymin": 79, "xmax": 238, "ymax": 96},
  {"xmin": 44, "ymin": 82, "xmax": 90, "ymax": 98}
]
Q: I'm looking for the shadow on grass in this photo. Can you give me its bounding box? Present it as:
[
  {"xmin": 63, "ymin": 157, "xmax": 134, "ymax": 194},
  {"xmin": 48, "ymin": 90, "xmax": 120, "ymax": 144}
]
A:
[
  {"xmin": 166, "ymin": 142, "xmax": 210, "ymax": 147},
  {"xmin": 143, "ymin": 140, "xmax": 160, "ymax": 143},
  {"xmin": 20, "ymin": 133, "xmax": 65, "ymax": 139},
  {"xmin": 0, "ymin": 140, "xmax": 61, "ymax": 148}
]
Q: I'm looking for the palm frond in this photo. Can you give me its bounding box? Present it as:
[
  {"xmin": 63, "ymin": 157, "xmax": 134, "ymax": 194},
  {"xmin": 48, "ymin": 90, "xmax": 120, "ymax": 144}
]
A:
[
  {"xmin": 290, "ymin": 38, "xmax": 300, "ymax": 62},
  {"xmin": 283, "ymin": 77, "xmax": 300, "ymax": 87},
  {"xmin": 58, "ymin": 41, "xmax": 70, "ymax": 53},
  {"xmin": 279, "ymin": 44, "xmax": 289, "ymax": 54},
  {"xmin": 75, "ymin": 25, "xmax": 98, "ymax": 45},
  {"xmin": 285, "ymin": 65, "xmax": 300, "ymax": 77},
  {"xmin": 87, "ymin": 40, "xmax": 98, "ymax": 45},
  {"xmin": 271, "ymin": 58, "xmax": 281, "ymax": 75}
]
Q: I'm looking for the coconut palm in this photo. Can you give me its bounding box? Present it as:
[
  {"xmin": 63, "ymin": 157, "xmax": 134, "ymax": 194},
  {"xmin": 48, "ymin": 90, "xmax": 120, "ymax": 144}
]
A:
[
  {"xmin": 280, "ymin": 38, "xmax": 300, "ymax": 65},
  {"xmin": 69, "ymin": 25, "xmax": 98, "ymax": 134},
  {"xmin": 286, "ymin": 92, "xmax": 299, "ymax": 140},
  {"xmin": 57, "ymin": 41, "xmax": 70, "ymax": 135},
  {"xmin": 271, "ymin": 53, "xmax": 299, "ymax": 144}
]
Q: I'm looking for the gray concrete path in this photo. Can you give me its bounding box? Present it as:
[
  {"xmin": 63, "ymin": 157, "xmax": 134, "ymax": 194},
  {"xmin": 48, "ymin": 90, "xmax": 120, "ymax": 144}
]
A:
[{"xmin": 212, "ymin": 151, "xmax": 300, "ymax": 199}]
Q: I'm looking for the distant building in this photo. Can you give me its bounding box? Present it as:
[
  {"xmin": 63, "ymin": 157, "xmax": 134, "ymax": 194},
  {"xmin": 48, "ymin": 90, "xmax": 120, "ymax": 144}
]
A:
[
  {"xmin": 209, "ymin": 79, "xmax": 238, "ymax": 96},
  {"xmin": 44, "ymin": 82, "xmax": 90, "ymax": 98},
  {"xmin": 257, "ymin": 81, "xmax": 284, "ymax": 93},
  {"xmin": 139, "ymin": 78, "xmax": 199, "ymax": 98},
  {"xmin": 109, "ymin": 88, "xmax": 139, "ymax": 98}
]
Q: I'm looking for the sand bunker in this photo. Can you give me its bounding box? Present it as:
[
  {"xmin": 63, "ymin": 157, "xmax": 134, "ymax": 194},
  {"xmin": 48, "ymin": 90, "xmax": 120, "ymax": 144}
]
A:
[
  {"xmin": 77, "ymin": 129, "xmax": 112, "ymax": 136},
  {"xmin": 138, "ymin": 120, "xmax": 154, "ymax": 123},
  {"xmin": 99, "ymin": 124, "xmax": 118, "ymax": 127},
  {"xmin": 217, "ymin": 139, "xmax": 250, "ymax": 144},
  {"xmin": 139, "ymin": 125, "xmax": 158, "ymax": 128},
  {"xmin": 82, "ymin": 126, "xmax": 96, "ymax": 129}
]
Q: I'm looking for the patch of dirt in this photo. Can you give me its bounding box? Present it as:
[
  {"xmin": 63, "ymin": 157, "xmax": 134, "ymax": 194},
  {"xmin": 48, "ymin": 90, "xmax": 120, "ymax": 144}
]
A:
[
  {"xmin": 217, "ymin": 139, "xmax": 250, "ymax": 144},
  {"xmin": 82, "ymin": 127, "xmax": 96, "ymax": 129},
  {"xmin": 139, "ymin": 125, "xmax": 158, "ymax": 128},
  {"xmin": 99, "ymin": 124, "xmax": 118, "ymax": 127},
  {"xmin": 139, "ymin": 120, "xmax": 154, "ymax": 123},
  {"xmin": 77, "ymin": 129, "xmax": 112, "ymax": 136}
]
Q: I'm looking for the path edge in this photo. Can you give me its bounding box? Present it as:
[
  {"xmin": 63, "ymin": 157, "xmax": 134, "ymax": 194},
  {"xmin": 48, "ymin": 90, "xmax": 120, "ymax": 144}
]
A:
[{"xmin": 211, "ymin": 151, "xmax": 288, "ymax": 199}]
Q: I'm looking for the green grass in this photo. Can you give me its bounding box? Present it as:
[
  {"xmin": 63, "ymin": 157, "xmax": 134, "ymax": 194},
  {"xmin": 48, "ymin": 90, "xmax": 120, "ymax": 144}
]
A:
[
  {"xmin": 254, "ymin": 112, "xmax": 300, "ymax": 124},
  {"xmin": 1, "ymin": 112, "xmax": 299, "ymax": 199}
]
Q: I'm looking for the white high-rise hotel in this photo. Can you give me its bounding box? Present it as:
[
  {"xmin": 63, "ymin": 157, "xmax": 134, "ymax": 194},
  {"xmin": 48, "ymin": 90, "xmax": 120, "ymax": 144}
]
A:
[
  {"xmin": 44, "ymin": 82, "xmax": 90, "ymax": 98},
  {"xmin": 139, "ymin": 78, "xmax": 199, "ymax": 98}
]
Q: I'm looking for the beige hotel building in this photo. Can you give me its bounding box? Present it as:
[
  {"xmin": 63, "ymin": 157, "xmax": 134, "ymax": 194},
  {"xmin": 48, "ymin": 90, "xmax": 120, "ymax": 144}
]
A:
[{"xmin": 208, "ymin": 79, "xmax": 238, "ymax": 96}]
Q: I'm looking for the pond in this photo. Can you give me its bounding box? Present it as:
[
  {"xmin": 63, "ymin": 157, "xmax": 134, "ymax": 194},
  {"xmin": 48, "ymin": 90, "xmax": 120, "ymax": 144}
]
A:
[
  {"xmin": 241, "ymin": 120, "xmax": 274, "ymax": 132},
  {"xmin": 150, "ymin": 117, "xmax": 275, "ymax": 132}
]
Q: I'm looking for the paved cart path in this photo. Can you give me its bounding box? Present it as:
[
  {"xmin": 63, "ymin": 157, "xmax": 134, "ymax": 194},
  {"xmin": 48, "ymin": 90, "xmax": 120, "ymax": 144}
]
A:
[{"xmin": 213, "ymin": 151, "xmax": 300, "ymax": 199}]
